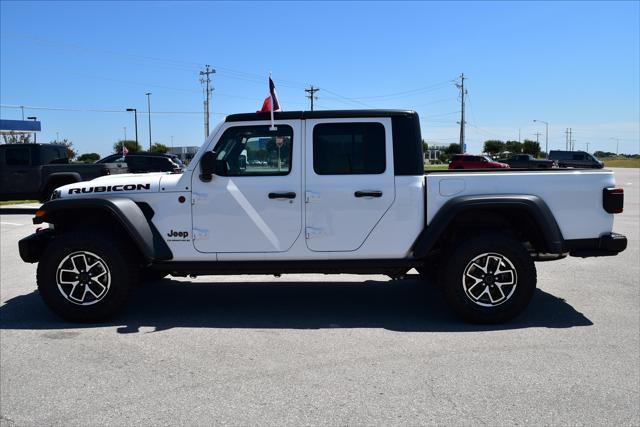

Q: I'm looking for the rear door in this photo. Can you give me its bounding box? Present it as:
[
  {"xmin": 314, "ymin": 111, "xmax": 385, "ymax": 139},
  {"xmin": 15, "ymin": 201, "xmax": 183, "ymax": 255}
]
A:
[
  {"xmin": 0, "ymin": 145, "xmax": 38, "ymax": 195},
  {"xmin": 304, "ymin": 118, "xmax": 395, "ymax": 252}
]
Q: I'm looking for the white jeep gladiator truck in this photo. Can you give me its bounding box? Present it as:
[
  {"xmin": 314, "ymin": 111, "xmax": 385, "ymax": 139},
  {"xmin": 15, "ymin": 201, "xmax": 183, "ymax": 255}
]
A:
[{"xmin": 19, "ymin": 110, "xmax": 627, "ymax": 323}]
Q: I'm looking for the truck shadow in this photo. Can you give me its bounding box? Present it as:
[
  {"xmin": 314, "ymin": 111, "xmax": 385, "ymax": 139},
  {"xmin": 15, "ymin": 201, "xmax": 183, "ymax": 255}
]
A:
[
  {"xmin": 0, "ymin": 276, "xmax": 592, "ymax": 333},
  {"xmin": 0, "ymin": 207, "xmax": 38, "ymax": 215}
]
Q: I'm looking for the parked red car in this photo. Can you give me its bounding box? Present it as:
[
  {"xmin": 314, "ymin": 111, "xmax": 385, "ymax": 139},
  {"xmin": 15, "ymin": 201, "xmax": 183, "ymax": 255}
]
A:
[{"xmin": 449, "ymin": 154, "xmax": 510, "ymax": 169}]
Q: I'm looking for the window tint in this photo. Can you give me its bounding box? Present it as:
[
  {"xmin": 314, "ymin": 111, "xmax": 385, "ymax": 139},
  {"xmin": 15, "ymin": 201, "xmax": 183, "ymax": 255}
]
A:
[
  {"xmin": 572, "ymin": 153, "xmax": 586, "ymax": 161},
  {"xmin": 5, "ymin": 146, "xmax": 30, "ymax": 166},
  {"xmin": 152, "ymin": 157, "xmax": 173, "ymax": 171},
  {"xmin": 214, "ymin": 125, "xmax": 293, "ymax": 176},
  {"xmin": 41, "ymin": 146, "xmax": 67, "ymax": 164},
  {"xmin": 313, "ymin": 122, "xmax": 385, "ymax": 175},
  {"xmin": 126, "ymin": 156, "xmax": 153, "ymax": 170}
]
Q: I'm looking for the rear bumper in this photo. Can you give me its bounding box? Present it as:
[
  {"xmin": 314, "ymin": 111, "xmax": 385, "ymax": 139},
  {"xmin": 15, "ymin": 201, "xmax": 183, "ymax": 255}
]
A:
[
  {"xmin": 18, "ymin": 229, "xmax": 55, "ymax": 263},
  {"xmin": 565, "ymin": 232, "xmax": 628, "ymax": 257}
]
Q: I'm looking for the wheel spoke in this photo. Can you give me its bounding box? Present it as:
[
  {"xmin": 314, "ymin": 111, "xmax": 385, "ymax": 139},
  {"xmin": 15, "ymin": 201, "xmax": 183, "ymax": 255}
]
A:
[
  {"xmin": 56, "ymin": 251, "xmax": 111, "ymax": 306},
  {"xmin": 462, "ymin": 252, "xmax": 518, "ymax": 308}
]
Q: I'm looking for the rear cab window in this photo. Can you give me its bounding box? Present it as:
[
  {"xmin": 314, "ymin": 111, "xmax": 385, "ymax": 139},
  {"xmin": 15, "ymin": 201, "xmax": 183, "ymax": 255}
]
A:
[{"xmin": 312, "ymin": 122, "xmax": 385, "ymax": 175}]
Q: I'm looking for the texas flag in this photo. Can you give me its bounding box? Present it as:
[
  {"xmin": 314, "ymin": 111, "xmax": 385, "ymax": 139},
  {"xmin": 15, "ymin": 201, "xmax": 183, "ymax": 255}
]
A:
[
  {"xmin": 258, "ymin": 76, "xmax": 282, "ymax": 112},
  {"xmin": 123, "ymin": 145, "xmax": 129, "ymax": 156}
]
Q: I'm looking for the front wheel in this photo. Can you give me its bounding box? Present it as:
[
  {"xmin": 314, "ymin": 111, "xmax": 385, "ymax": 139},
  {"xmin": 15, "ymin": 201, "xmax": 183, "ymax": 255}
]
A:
[
  {"xmin": 442, "ymin": 234, "xmax": 536, "ymax": 323},
  {"xmin": 37, "ymin": 232, "xmax": 139, "ymax": 322}
]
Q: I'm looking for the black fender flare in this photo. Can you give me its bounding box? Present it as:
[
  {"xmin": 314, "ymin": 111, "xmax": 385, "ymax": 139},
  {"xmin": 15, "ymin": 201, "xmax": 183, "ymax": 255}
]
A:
[
  {"xmin": 32, "ymin": 197, "xmax": 172, "ymax": 262},
  {"xmin": 412, "ymin": 194, "xmax": 565, "ymax": 258}
]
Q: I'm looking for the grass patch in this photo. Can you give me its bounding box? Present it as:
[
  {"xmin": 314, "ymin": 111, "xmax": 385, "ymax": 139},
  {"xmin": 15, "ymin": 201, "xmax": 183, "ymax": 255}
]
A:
[
  {"xmin": 424, "ymin": 164, "xmax": 449, "ymax": 171},
  {"xmin": 604, "ymin": 158, "xmax": 640, "ymax": 168},
  {"xmin": 0, "ymin": 200, "xmax": 39, "ymax": 206}
]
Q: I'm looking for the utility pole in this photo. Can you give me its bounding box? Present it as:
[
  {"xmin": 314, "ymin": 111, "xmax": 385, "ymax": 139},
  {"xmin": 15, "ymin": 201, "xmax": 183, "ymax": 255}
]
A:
[
  {"xmin": 610, "ymin": 137, "xmax": 620, "ymax": 155},
  {"xmin": 305, "ymin": 85, "xmax": 320, "ymax": 111},
  {"xmin": 533, "ymin": 120, "xmax": 549, "ymax": 158},
  {"xmin": 455, "ymin": 73, "xmax": 466, "ymax": 153},
  {"xmin": 126, "ymin": 108, "xmax": 139, "ymax": 146},
  {"xmin": 518, "ymin": 128, "xmax": 521, "ymax": 143},
  {"xmin": 586, "ymin": 142, "xmax": 590, "ymax": 153},
  {"xmin": 200, "ymin": 65, "xmax": 216, "ymax": 138},
  {"xmin": 534, "ymin": 132, "xmax": 542, "ymax": 145},
  {"xmin": 568, "ymin": 128, "xmax": 573, "ymax": 151},
  {"xmin": 123, "ymin": 126, "xmax": 127, "ymax": 143},
  {"xmin": 565, "ymin": 128, "xmax": 570, "ymax": 150},
  {"xmin": 20, "ymin": 106, "xmax": 24, "ymax": 120},
  {"xmin": 145, "ymin": 92, "xmax": 152, "ymax": 151}
]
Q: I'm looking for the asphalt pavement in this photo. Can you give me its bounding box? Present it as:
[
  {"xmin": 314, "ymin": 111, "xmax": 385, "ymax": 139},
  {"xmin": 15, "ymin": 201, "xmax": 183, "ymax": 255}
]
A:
[{"xmin": 1, "ymin": 168, "xmax": 638, "ymax": 426}]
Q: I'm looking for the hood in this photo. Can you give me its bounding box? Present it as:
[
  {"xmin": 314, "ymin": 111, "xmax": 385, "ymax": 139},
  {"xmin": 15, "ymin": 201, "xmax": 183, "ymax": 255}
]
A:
[{"xmin": 56, "ymin": 172, "xmax": 167, "ymax": 199}]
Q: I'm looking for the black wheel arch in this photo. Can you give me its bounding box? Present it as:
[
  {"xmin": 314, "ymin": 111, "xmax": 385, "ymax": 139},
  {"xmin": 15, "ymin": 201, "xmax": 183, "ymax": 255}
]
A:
[
  {"xmin": 29, "ymin": 197, "xmax": 172, "ymax": 263},
  {"xmin": 412, "ymin": 194, "xmax": 565, "ymax": 258}
]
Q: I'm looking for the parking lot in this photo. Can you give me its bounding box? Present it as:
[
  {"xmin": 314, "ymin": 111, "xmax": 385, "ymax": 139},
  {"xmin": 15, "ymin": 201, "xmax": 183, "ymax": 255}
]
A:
[{"xmin": 1, "ymin": 168, "xmax": 638, "ymax": 426}]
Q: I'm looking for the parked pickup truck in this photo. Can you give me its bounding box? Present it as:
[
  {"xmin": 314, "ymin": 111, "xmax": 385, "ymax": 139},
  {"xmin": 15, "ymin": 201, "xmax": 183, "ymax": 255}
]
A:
[
  {"xmin": 0, "ymin": 143, "xmax": 111, "ymax": 202},
  {"xmin": 18, "ymin": 110, "xmax": 627, "ymax": 324},
  {"xmin": 503, "ymin": 154, "xmax": 556, "ymax": 169}
]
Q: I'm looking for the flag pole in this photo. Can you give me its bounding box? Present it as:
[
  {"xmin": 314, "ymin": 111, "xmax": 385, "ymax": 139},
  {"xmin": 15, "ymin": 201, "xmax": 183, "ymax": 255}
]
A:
[{"xmin": 269, "ymin": 72, "xmax": 276, "ymax": 131}]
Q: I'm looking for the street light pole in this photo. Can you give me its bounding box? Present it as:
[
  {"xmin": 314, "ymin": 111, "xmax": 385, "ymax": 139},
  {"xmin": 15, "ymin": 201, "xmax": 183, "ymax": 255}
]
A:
[
  {"xmin": 126, "ymin": 108, "xmax": 138, "ymax": 147},
  {"xmin": 145, "ymin": 93, "xmax": 152, "ymax": 151},
  {"xmin": 533, "ymin": 120, "xmax": 549, "ymax": 158}
]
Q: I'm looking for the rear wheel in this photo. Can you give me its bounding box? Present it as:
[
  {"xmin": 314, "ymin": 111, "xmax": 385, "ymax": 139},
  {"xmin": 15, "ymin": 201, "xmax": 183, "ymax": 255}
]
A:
[
  {"xmin": 37, "ymin": 232, "xmax": 138, "ymax": 322},
  {"xmin": 441, "ymin": 233, "xmax": 536, "ymax": 323}
]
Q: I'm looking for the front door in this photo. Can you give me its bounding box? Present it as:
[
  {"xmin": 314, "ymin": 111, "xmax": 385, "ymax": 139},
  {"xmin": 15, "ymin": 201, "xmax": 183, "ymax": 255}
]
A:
[
  {"xmin": 304, "ymin": 118, "xmax": 395, "ymax": 252},
  {"xmin": 191, "ymin": 121, "xmax": 302, "ymax": 253}
]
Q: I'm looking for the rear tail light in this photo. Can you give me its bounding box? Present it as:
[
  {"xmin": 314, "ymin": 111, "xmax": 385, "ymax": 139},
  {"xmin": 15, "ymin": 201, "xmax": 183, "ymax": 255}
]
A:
[{"xmin": 603, "ymin": 187, "xmax": 624, "ymax": 214}]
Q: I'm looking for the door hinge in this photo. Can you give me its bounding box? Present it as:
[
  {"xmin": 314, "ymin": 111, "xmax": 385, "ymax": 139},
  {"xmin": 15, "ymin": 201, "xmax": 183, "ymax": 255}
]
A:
[
  {"xmin": 305, "ymin": 191, "xmax": 320, "ymax": 203},
  {"xmin": 192, "ymin": 192, "xmax": 207, "ymax": 205},
  {"xmin": 305, "ymin": 227, "xmax": 323, "ymax": 239},
  {"xmin": 192, "ymin": 228, "xmax": 209, "ymax": 241}
]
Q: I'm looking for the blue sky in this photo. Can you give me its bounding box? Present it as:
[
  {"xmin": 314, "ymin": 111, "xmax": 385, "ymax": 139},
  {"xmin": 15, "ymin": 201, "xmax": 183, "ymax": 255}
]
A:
[{"xmin": 1, "ymin": 1, "xmax": 638, "ymax": 156}]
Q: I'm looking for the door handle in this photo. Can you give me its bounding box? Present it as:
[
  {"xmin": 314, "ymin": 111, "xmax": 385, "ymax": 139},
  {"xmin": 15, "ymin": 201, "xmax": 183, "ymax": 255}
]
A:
[
  {"xmin": 355, "ymin": 190, "xmax": 382, "ymax": 198},
  {"xmin": 268, "ymin": 192, "xmax": 296, "ymax": 199}
]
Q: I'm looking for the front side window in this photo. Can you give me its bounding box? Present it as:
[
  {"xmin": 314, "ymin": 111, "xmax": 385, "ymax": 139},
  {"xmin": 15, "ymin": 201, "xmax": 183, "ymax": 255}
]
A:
[
  {"xmin": 214, "ymin": 125, "xmax": 293, "ymax": 176},
  {"xmin": 313, "ymin": 122, "xmax": 385, "ymax": 175}
]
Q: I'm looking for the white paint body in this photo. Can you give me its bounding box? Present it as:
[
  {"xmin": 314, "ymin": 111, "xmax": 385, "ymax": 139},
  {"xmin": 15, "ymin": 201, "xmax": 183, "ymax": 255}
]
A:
[{"xmin": 54, "ymin": 117, "xmax": 619, "ymax": 262}]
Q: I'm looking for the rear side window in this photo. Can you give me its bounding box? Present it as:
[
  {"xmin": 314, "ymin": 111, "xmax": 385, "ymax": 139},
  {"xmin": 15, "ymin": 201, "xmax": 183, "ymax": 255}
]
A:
[
  {"xmin": 40, "ymin": 146, "xmax": 67, "ymax": 164},
  {"xmin": 4, "ymin": 146, "xmax": 30, "ymax": 166},
  {"xmin": 152, "ymin": 157, "xmax": 173, "ymax": 171},
  {"xmin": 126, "ymin": 156, "xmax": 152, "ymax": 170},
  {"xmin": 313, "ymin": 122, "xmax": 385, "ymax": 175}
]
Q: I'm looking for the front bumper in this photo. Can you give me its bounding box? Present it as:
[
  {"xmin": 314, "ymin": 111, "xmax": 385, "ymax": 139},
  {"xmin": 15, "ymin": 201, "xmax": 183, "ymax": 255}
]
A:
[
  {"xmin": 565, "ymin": 232, "xmax": 628, "ymax": 257},
  {"xmin": 18, "ymin": 229, "xmax": 55, "ymax": 263}
]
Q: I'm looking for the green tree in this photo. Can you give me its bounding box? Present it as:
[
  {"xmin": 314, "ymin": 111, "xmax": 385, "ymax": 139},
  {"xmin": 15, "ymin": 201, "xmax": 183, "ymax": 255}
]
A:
[
  {"xmin": 522, "ymin": 139, "xmax": 541, "ymax": 157},
  {"xmin": 113, "ymin": 139, "xmax": 141, "ymax": 154},
  {"xmin": 150, "ymin": 143, "xmax": 168, "ymax": 154},
  {"xmin": 50, "ymin": 139, "xmax": 76, "ymax": 159},
  {"xmin": 422, "ymin": 139, "xmax": 428, "ymax": 152},
  {"xmin": 76, "ymin": 152, "xmax": 101, "ymax": 163},
  {"xmin": 445, "ymin": 143, "xmax": 461, "ymax": 155},
  {"xmin": 483, "ymin": 140, "xmax": 505, "ymax": 155},
  {"xmin": 505, "ymin": 140, "xmax": 522, "ymax": 154}
]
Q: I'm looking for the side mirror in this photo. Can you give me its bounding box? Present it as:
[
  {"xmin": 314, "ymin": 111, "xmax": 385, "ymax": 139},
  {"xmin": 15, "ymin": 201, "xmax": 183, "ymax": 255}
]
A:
[
  {"xmin": 215, "ymin": 159, "xmax": 228, "ymax": 176},
  {"xmin": 199, "ymin": 151, "xmax": 216, "ymax": 182}
]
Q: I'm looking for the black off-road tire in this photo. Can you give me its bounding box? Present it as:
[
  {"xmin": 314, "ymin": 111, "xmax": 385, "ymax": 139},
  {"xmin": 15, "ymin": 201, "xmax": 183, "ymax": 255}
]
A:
[
  {"xmin": 442, "ymin": 233, "xmax": 536, "ymax": 323},
  {"xmin": 37, "ymin": 232, "xmax": 139, "ymax": 322}
]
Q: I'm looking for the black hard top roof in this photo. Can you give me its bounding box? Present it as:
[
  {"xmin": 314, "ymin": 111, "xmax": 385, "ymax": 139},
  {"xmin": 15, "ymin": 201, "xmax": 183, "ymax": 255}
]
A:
[{"xmin": 225, "ymin": 109, "xmax": 417, "ymax": 122}]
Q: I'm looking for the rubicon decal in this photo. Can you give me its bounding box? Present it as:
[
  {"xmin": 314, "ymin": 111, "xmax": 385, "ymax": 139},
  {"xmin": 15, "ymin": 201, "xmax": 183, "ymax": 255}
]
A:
[{"xmin": 68, "ymin": 183, "xmax": 151, "ymax": 194}]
